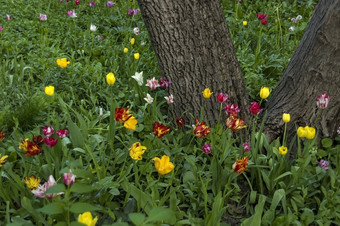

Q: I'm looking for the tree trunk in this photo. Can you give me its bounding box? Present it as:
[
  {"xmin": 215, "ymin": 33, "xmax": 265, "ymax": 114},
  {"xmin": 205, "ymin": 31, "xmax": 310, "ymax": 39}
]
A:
[
  {"xmin": 137, "ymin": 0, "xmax": 249, "ymax": 125},
  {"xmin": 264, "ymin": 0, "xmax": 340, "ymax": 144}
]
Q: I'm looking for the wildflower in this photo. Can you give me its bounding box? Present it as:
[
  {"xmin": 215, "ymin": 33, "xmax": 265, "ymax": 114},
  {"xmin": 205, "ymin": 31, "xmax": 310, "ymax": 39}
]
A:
[
  {"xmin": 144, "ymin": 93, "xmax": 154, "ymax": 104},
  {"xmin": 0, "ymin": 131, "xmax": 5, "ymax": 141},
  {"xmin": 243, "ymin": 21, "xmax": 247, "ymax": 26},
  {"xmin": 160, "ymin": 77, "xmax": 172, "ymax": 89},
  {"xmin": 106, "ymin": 72, "xmax": 116, "ymax": 85},
  {"xmin": 124, "ymin": 48, "xmax": 128, "ymax": 53},
  {"xmin": 316, "ymin": 92, "xmax": 330, "ymax": 109},
  {"xmin": 282, "ymin": 113, "xmax": 290, "ymax": 123},
  {"xmin": 202, "ymin": 88, "xmax": 213, "ymax": 98},
  {"xmin": 107, "ymin": 1, "xmax": 115, "ymax": 8},
  {"xmin": 89, "ymin": 1, "xmax": 95, "ymax": 7},
  {"xmin": 261, "ymin": 19, "xmax": 268, "ymax": 25},
  {"xmin": 165, "ymin": 94, "xmax": 174, "ymax": 104},
  {"xmin": 78, "ymin": 212, "xmax": 98, "ymax": 226},
  {"xmin": 232, "ymin": 156, "xmax": 249, "ymax": 174},
  {"xmin": 226, "ymin": 113, "xmax": 246, "ymax": 132},
  {"xmin": 6, "ymin": 14, "xmax": 11, "ymax": 20},
  {"xmin": 257, "ymin": 14, "xmax": 267, "ymax": 20},
  {"xmin": 133, "ymin": 27, "xmax": 140, "ymax": 35},
  {"xmin": 132, "ymin": 71, "xmax": 143, "ymax": 86},
  {"xmin": 124, "ymin": 116, "xmax": 138, "ymax": 131},
  {"xmin": 152, "ymin": 155, "xmax": 175, "ymax": 175},
  {"xmin": 248, "ymin": 102, "xmax": 261, "ymax": 115},
  {"xmin": 318, "ymin": 159, "xmax": 329, "ymax": 171},
  {"xmin": 44, "ymin": 137, "xmax": 58, "ymax": 148},
  {"xmin": 56, "ymin": 58, "xmax": 70, "ymax": 68},
  {"xmin": 24, "ymin": 175, "xmax": 41, "ymax": 190},
  {"xmin": 44, "ymin": 86, "xmax": 55, "ymax": 96},
  {"xmin": 176, "ymin": 118, "xmax": 185, "ymax": 127},
  {"xmin": 193, "ymin": 120, "xmax": 211, "ymax": 138},
  {"xmin": 90, "ymin": 24, "xmax": 97, "ymax": 31},
  {"xmin": 243, "ymin": 142, "xmax": 250, "ymax": 152},
  {"xmin": 39, "ymin": 14, "xmax": 47, "ymax": 21},
  {"xmin": 0, "ymin": 154, "xmax": 8, "ymax": 167},
  {"xmin": 56, "ymin": 129, "xmax": 68, "ymax": 138},
  {"xmin": 129, "ymin": 142, "xmax": 147, "ymax": 160},
  {"xmin": 153, "ymin": 122, "xmax": 170, "ymax": 138},
  {"xmin": 134, "ymin": 53, "xmax": 140, "ymax": 60},
  {"xmin": 289, "ymin": 26, "xmax": 295, "ymax": 31},
  {"xmin": 75, "ymin": 0, "xmax": 80, "ymax": 5},
  {"xmin": 63, "ymin": 169, "xmax": 76, "ymax": 186},
  {"xmin": 33, "ymin": 135, "xmax": 44, "ymax": 146},
  {"xmin": 217, "ymin": 93, "xmax": 229, "ymax": 103},
  {"xmin": 202, "ymin": 143, "xmax": 212, "ymax": 154},
  {"xmin": 145, "ymin": 77, "xmax": 160, "ymax": 90},
  {"xmin": 279, "ymin": 146, "xmax": 288, "ymax": 155},
  {"xmin": 42, "ymin": 126, "xmax": 54, "ymax": 137},
  {"xmin": 115, "ymin": 107, "xmax": 131, "ymax": 123},
  {"xmin": 19, "ymin": 139, "xmax": 29, "ymax": 151},
  {"xmin": 260, "ymin": 87, "xmax": 270, "ymax": 99},
  {"xmin": 224, "ymin": 104, "xmax": 240, "ymax": 116},
  {"xmin": 130, "ymin": 38, "xmax": 135, "ymax": 45},
  {"xmin": 67, "ymin": 10, "xmax": 77, "ymax": 18}
]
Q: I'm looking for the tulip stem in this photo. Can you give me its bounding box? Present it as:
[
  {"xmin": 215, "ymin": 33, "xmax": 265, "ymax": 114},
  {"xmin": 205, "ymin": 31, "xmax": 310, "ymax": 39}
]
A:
[
  {"xmin": 283, "ymin": 122, "xmax": 287, "ymax": 146},
  {"xmin": 218, "ymin": 102, "xmax": 223, "ymax": 124}
]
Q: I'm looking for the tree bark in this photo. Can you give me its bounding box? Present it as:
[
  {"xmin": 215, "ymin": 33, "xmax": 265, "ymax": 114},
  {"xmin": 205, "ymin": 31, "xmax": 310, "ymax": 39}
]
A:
[
  {"xmin": 264, "ymin": 0, "xmax": 340, "ymax": 143},
  {"xmin": 137, "ymin": 0, "xmax": 249, "ymax": 125}
]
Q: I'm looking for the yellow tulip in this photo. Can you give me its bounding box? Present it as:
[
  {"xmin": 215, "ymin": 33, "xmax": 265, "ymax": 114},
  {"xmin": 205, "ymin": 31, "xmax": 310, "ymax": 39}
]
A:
[
  {"xmin": 134, "ymin": 53, "xmax": 140, "ymax": 60},
  {"xmin": 152, "ymin": 155, "xmax": 174, "ymax": 175},
  {"xmin": 260, "ymin": 87, "xmax": 270, "ymax": 99},
  {"xmin": 129, "ymin": 142, "xmax": 147, "ymax": 160},
  {"xmin": 202, "ymin": 88, "xmax": 213, "ymax": 99},
  {"xmin": 124, "ymin": 48, "xmax": 128, "ymax": 53},
  {"xmin": 282, "ymin": 113, "xmax": 290, "ymax": 123},
  {"xmin": 44, "ymin": 86, "xmax": 55, "ymax": 96},
  {"xmin": 297, "ymin": 127, "xmax": 306, "ymax": 138},
  {"xmin": 24, "ymin": 175, "xmax": 41, "ymax": 190},
  {"xmin": 279, "ymin": 146, "xmax": 288, "ymax": 155},
  {"xmin": 56, "ymin": 58, "xmax": 70, "ymax": 68},
  {"xmin": 243, "ymin": 21, "xmax": 247, "ymax": 26},
  {"xmin": 124, "ymin": 116, "xmax": 137, "ymax": 131},
  {"xmin": 130, "ymin": 38, "xmax": 135, "ymax": 45},
  {"xmin": 78, "ymin": 212, "xmax": 98, "ymax": 226},
  {"xmin": 106, "ymin": 72, "xmax": 116, "ymax": 85},
  {"xmin": 305, "ymin": 126, "xmax": 316, "ymax": 140}
]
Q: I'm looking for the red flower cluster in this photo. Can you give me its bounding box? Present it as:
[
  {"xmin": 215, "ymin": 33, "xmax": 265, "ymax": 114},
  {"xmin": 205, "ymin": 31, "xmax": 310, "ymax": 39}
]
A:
[
  {"xmin": 193, "ymin": 120, "xmax": 211, "ymax": 138},
  {"xmin": 232, "ymin": 156, "xmax": 249, "ymax": 174},
  {"xmin": 257, "ymin": 13, "xmax": 268, "ymax": 25},
  {"xmin": 19, "ymin": 138, "xmax": 42, "ymax": 156},
  {"xmin": 153, "ymin": 122, "xmax": 170, "ymax": 138}
]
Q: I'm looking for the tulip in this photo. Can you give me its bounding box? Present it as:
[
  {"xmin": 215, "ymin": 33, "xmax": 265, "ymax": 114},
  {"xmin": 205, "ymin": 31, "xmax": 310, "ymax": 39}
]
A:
[
  {"xmin": 24, "ymin": 175, "xmax": 41, "ymax": 190},
  {"xmin": 134, "ymin": 53, "xmax": 140, "ymax": 60},
  {"xmin": 44, "ymin": 137, "xmax": 58, "ymax": 148},
  {"xmin": 318, "ymin": 159, "xmax": 329, "ymax": 171},
  {"xmin": 25, "ymin": 141, "xmax": 42, "ymax": 156},
  {"xmin": 232, "ymin": 157, "xmax": 248, "ymax": 174},
  {"xmin": 44, "ymin": 86, "xmax": 55, "ymax": 96},
  {"xmin": 152, "ymin": 155, "xmax": 175, "ymax": 175},
  {"xmin": 124, "ymin": 116, "xmax": 138, "ymax": 131},
  {"xmin": 226, "ymin": 113, "xmax": 246, "ymax": 132},
  {"xmin": 160, "ymin": 77, "xmax": 172, "ymax": 89},
  {"xmin": 107, "ymin": 1, "xmax": 115, "ymax": 8},
  {"xmin": 0, "ymin": 130, "xmax": 5, "ymax": 141},
  {"xmin": 78, "ymin": 212, "xmax": 98, "ymax": 226},
  {"xmin": 106, "ymin": 72, "xmax": 116, "ymax": 85},
  {"xmin": 316, "ymin": 92, "xmax": 330, "ymax": 109},
  {"xmin": 260, "ymin": 87, "xmax": 270, "ymax": 99},
  {"xmin": 243, "ymin": 21, "xmax": 247, "ymax": 26},
  {"xmin": 132, "ymin": 71, "xmax": 143, "ymax": 86},
  {"xmin": 144, "ymin": 93, "xmax": 154, "ymax": 104},
  {"xmin": 56, "ymin": 129, "xmax": 68, "ymax": 138},
  {"xmin": 165, "ymin": 94, "xmax": 174, "ymax": 104},
  {"xmin": 129, "ymin": 142, "xmax": 147, "ymax": 160},
  {"xmin": 297, "ymin": 127, "xmax": 306, "ymax": 138},
  {"xmin": 242, "ymin": 142, "xmax": 250, "ymax": 152},
  {"xmin": 202, "ymin": 88, "xmax": 213, "ymax": 98},
  {"xmin": 130, "ymin": 38, "xmax": 135, "ymax": 45},
  {"xmin": 153, "ymin": 122, "xmax": 170, "ymax": 138},
  {"xmin": 217, "ymin": 93, "xmax": 229, "ymax": 103},
  {"xmin": 279, "ymin": 146, "xmax": 288, "ymax": 155},
  {"xmin": 193, "ymin": 120, "xmax": 211, "ymax": 138},
  {"xmin": 133, "ymin": 27, "xmax": 140, "ymax": 35},
  {"xmin": 42, "ymin": 126, "xmax": 54, "ymax": 137},
  {"xmin": 224, "ymin": 104, "xmax": 241, "ymax": 116},
  {"xmin": 305, "ymin": 126, "xmax": 316, "ymax": 140},
  {"xmin": 282, "ymin": 113, "xmax": 290, "ymax": 123},
  {"xmin": 115, "ymin": 107, "xmax": 131, "ymax": 123},
  {"xmin": 56, "ymin": 58, "xmax": 70, "ymax": 68},
  {"xmin": 202, "ymin": 143, "xmax": 212, "ymax": 154},
  {"xmin": 0, "ymin": 154, "xmax": 8, "ymax": 167},
  {"xmin": 6, "ymin": 14, "xmax": 11, "ymax": 20},
  {"xmin": 248, "ymin": 102, "xmax": 261, "ymax": 115},
  {"xmin": 63, "ymin": 169, "xmax": 76, "ymax": 186},
  {"xmin": 90, "ymin": 24, "xmax": 97, "ymax": 31},
  {"xmin": 124, "ymin": 48, "xmax": 128, "ymax": 53},
  {"xmin": 39, "ymin": 14, "xmax": 47, "ymax": 21},
  {"xmin": 145, "ymin": 77, "xmax": 160, "ymax": 90},
  {"xmin": 176, "ymin": 118, "xmax": 185, "ymax": 127}
]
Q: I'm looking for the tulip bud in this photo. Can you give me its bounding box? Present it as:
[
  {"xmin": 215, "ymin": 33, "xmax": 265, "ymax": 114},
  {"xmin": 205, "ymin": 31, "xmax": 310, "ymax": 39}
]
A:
[
  {"xmin": 282, "ymin": 113, "xmax": 290, "ymax": 123},
  {"xmin": 106, "ymin": 72, "xmax": 116, "ymax": 85}
]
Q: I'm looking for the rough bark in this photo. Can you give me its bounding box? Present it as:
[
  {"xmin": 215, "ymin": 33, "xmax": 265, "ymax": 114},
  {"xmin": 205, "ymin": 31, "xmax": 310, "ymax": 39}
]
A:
[
  {"xmin": 264, "ymin": 0, "xmax": 340, "ymax": 143},
  {"xmin": 137, "ymin": 0, "xmax": 249, "ymax": 125}
]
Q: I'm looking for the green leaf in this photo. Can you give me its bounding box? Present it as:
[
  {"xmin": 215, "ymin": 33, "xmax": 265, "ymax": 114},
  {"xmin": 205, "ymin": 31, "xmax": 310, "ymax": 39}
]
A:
[
  {"xmin": 274, "ymin": 172, "xmax": 292, "ymax": 182},
  {"xmin": 70, "ymin": 183, "xmax": 94, "ymax": 193},
  {"xmin": 242, "ymin": 195, "xmax": 266, "ymax": 226},
  {"xmin": 68, "ymin": 118, "xmax": 85, "ymax": 148},
  {"xmin": 321, "ymin": 138, "xmax": 333, "ymax": 148},
  {"xmin": 145, "ymin": 207, "xmax": 176, "ymax": 224},
  {"xmin": 45, "ymin": 184, "xmax": 66, "ymax": 194},
  {"xmin": 21, "ymin": 197, "xmax": 46, "ymax": 224},
  {"xmin": 69, "ymin": 202, "xmax": 101, "ymax": 214},
  {"xmin": 38, "ymin": 202, "xmax": 65, "ymax": 215},
  {"xmin": 129, "ymin": 213, "xmax": 146, "ymax": 225}
]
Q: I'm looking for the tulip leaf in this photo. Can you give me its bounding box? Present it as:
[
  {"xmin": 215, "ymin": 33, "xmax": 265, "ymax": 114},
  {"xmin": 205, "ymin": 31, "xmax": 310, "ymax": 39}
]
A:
[
  {"xmin": 68, "ymin": 118, "xmax": 85, "ymax": 148},
  {"xmin": 70, "ymin": 183, "xmax": 94, "ymax": 193},
  {"xmin": 129, "ymin": 213, "xmax": 146, "ymax": 225},
  {"xmin": 69, "ymin": 202, "xmax": 101, "ymax": 214},
  {"xmin": 45, "ymin": 184, "xmax": 66, "ymax": 194},
  {"xmin": 38, "ymin": 202, "xmax": 65, "ymax": 215}
]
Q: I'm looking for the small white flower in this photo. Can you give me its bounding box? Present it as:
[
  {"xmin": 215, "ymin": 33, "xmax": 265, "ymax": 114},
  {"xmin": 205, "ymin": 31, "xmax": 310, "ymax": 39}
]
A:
[
  {"xmin": 132, "ymin": 71, "xmax": 143, "ymax": 86},
  {"xmin": 296, "ymin": 15, "xmax": 302, "ymax": 21},
  {"xmin": 144, "ymin": 93, "xmax": 154, "ymax": 104},
  {"xmin": 133, "ymin": 27, "xmax": 140, "ymax": 35},
  {"xmin": 289, "ymin": 26, "xmax": 295, "ymax": 31},
  {"xmin": 90, "ymin": 24, "xmax": 97, "ymax": 31},
  {"xmin": 165, "ymin": 94, "xmax": 174, "ymax": 104}
]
